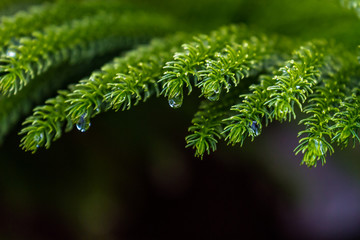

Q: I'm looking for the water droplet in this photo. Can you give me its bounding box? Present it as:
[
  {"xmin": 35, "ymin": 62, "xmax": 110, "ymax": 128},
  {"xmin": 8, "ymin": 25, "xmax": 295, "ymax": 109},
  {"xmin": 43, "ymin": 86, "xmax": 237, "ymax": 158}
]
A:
[
  {"xmin": 296, "ymin": 85, "xmax": 301, "ymax": 89},
  {"xmin": 6, "ymin": 49, "xmax": 16, "ymax": 58},
  {"xmin": 168, "ymin": 94, "xmax": 183, "ymax": 108},
  {"xmin": 207, "ymin": 89, "xmax": 221, "ymax": 101},
  {"xmin": 313, "ymin": 139, "xmax": 327, "ymax": 156},
  {"xmin": 250, "ymin": 121, "xmax": 260, "ymax": 136},
  {"xmin": 34, "ymin": 132, "xmax": 44, "ymax": 148},
  {"xmin": 76, "ymin": 114, "xmax": 91, "ymax": 132}
]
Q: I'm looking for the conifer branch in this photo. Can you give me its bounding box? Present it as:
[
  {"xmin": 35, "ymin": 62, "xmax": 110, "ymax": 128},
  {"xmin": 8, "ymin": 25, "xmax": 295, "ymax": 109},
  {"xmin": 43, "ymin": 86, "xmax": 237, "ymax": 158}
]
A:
[
  {"xmin": 19, "ymin": 88, "xmax": 73, "ymax": 153},
  {"xmin": 19, "ymin": 34, "xmax": 189, "ymax": 151},
  {"xmin": 7, "ymin": 0, "xmax": 360, "ymax": 167},
  {"xmin": 185, "ymin": 88, "xmax": 243, "ymax": 158},
  {"xmin": 0, "ymin": 11, "xmax": 173, "ymax": 96},
  {"xmin": 265, "ymin": 41, "xmax": 328, "ymax": 122},
  {"xmin": 66, "ymin": 33, "xmax": 189, "ymax": 124},
  {"xmin": 224, "ymin": 41, "xmax": 350, "ymax": 149},
  {"xmin": 332, "ymin": 87, "xmax": 360, "ymax": 148},
  {"xmin": 294, "ymin": 73, "xmax": 348, "ymax": 166},
  {"xmin": 293, "ymin": 50, "xmax": 357, "ymax": 166},
  {"xmin": 224, "ymin": 74, "xmax": 276, "ymax": 146},
  {"xmin": 160, "ymin": 25, "xmax": 252, "ymax": 106},
  {"xmin": 196, "ymin": 35, "xmax": 276, "ymax": 101}
]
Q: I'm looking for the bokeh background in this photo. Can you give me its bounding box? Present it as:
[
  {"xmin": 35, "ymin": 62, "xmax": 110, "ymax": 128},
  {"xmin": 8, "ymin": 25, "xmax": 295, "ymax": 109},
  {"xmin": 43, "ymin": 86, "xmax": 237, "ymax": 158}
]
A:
[{"xmin": 2, "ymin": 0, "xmax": 360, "ymax": 239}]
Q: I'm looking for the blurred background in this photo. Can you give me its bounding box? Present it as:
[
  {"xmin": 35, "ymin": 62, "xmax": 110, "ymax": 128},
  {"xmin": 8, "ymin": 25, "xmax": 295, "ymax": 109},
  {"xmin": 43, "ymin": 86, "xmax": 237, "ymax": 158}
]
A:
[{"xmin": 2, "ymin": 0, "xmax": 360, "ymax": 239}]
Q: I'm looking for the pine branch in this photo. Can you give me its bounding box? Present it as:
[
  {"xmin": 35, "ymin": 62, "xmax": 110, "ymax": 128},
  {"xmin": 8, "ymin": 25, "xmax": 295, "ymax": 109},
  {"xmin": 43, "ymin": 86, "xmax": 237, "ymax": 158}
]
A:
[
  {"xmin": 19, "ymin": 88, "xmax": 73, "ymax": 153},
  {"xmin": 224, "ymin": 74, "xmax": 276, "ymax": 146},
  {"xmin": 332, "ymin": 87, "xmax": 360, "ymax": 148},
  {"xmin": 160, "ymin": 25, "xmax": 253, "ymax": 107},
  {"xmin": 65, "ymin": 33, "xmax": 189, "ymax": 124},
  {"xmin": 185, "ymin": 88, "xmax": 243, "ymax": 158},
  {"xmin": 265, "ymin": 41, "xmax": 329, "ymax": 122},
  {"xmin": 0, "ymin": 10, "xmax": 173, "ymax": 96},
  {"xmin": 294, "ymin": 73, "xmax": 349, "ymax": 166},
  {"xmin": 294, "ymin": 49, "xmax": 357, "ymax": 167},
  {"xmin": 19, "ymin": 33, "xmax": 189, "ymax": 152},
  {"xmin": 9, "ymin": 0, "xmax": 360, "ymax": 167},
  {"xmin": 224, "ymin": 41, "xmax": 351, "ymax": 148},
  {"xmin": 196, "ymin": 35, "xmax": 277, "ymax": 101},
  {"xmin": 0, "ymin": 55, "xmax": 109, "ymax": 144}
]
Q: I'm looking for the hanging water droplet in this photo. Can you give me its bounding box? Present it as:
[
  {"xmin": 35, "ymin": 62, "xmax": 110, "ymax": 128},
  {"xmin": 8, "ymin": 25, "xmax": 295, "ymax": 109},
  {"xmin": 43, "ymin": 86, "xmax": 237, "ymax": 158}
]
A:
[
  {"xmin": 296, "ymin": 85, "xmax": 301, "ymax": 89},
  {"xmin": 76, "ymin": 114, "xmax": 91, "ymax": 132},
  {"xmin": 207, "ymin": 89, "xmax": 221, "ymax": 101},
  {"xmin": 250, "ymin": 121, "xmax": 260, "ymax": 136},
  {"xmin": 313, "ymin": 139, "xmax": 327, "ymax": 156},
  {"xmin": 168, "ymin": 94, "xmax": 183, "ymax": 108},
  {"xmin": 34, "ymin": 132, "xmax": 44, "ymax": 148},
  {"xmin": 6, "ymin": 49, "xmax": 16, "ymax": 58}
]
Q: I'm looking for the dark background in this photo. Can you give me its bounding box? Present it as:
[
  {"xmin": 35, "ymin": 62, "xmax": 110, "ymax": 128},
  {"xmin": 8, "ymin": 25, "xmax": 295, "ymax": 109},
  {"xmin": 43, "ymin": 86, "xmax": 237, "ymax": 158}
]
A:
[{"xmin": 2, "ymin": 96, "xmax": 360, "ymax": 239}]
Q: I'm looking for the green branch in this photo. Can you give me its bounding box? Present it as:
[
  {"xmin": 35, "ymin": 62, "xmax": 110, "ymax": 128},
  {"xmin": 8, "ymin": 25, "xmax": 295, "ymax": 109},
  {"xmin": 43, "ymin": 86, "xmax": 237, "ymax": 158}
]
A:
[
  {"xmin": 19, "ymin": 33, "xmax": 189, "ymax": 152},
  {"xmin": 160, "ymin": 25, "xmax": 252, "ymax": 106},
  {"xmin": 186, "ymin": 88, "xmax": 244, "ymax": 158},
  {"xmin": 0, "ymin": 11, "xmax": 173, "ymax": 96},
  {"xmin": 19, "ymin": 88, "xmax": 73, "ymax": 153}
]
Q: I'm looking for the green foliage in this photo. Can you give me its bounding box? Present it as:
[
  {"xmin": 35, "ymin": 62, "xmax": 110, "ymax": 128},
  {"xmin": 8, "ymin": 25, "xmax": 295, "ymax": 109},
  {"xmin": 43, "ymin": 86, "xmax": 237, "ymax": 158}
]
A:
[
  {"xmin": 19, "ymin": 89, "xmax": 73, "ymax": 153},
  {"xmin": 2, "ymin": 0, "xmax": 360, "ymax": 167},
  {"xmin": 20, "ymin": 33, "xmax": 190, "ymax": 151},
  {"xmin": 0, "ymin": 1, "xmax": 173, "ymax": 143},
  {"xmin": 294, "ymin": 50, "xmax": 358, "ymax": 166},
  {"xmin": 332, "ymin": 88, "xmax": 360, "ymax": 147},
  {"xmin": 224, "ymin": 75, "xmax": 276, "ymax": 146},
  {"xmin": 0, "ymin": 1, "xmax": 126, "ymax": 52},
  {"xmin": 186, "ymin": 89, "xmax": 243, "ymax": 158},
  {"xmin": 160, "ymin": 25, "xmax": 266, "ymax": 105},
  {"xmin": 0, "ymin": 10, "xmax": 172, "ymax": 96}
]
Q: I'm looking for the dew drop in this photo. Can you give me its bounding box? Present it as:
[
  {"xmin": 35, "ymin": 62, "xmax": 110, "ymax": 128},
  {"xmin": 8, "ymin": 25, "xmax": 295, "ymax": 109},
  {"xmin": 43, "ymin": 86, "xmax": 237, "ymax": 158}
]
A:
[
  {"xmin": 207, "ymin": 89, "xmax": 221, "ymax": 101},
  {"xmin": 168, "ymin": 94, "xmax": 183, "ymax": 108},
  {"xmin": 296, "ymin": 85, "xmax": 301, "ymax": 89},
  {"xmin": 34, "ymin": 132, "xmax": 44, "ymax": 148},
  {"xmin": 250, "ymin": 121, "xmax": 260, "ymax": 136},
  {"xmin": 6, "ymin": 49, "xmax": 16, "ymax": 58},
  {"xmin": 76, "ymin": 114, "xmax": 91, "ymax": 132},
  {"xmin": 314, "ymin": 139, "xmax": 326, "ymax": 156}
]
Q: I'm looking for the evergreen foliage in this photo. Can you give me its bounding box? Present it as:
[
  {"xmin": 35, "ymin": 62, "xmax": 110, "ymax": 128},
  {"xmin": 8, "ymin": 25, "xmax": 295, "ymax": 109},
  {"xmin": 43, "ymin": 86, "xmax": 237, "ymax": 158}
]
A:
[{"xmin": 1, "ymin": 0, "xmax": 360, "ymax": 167}]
